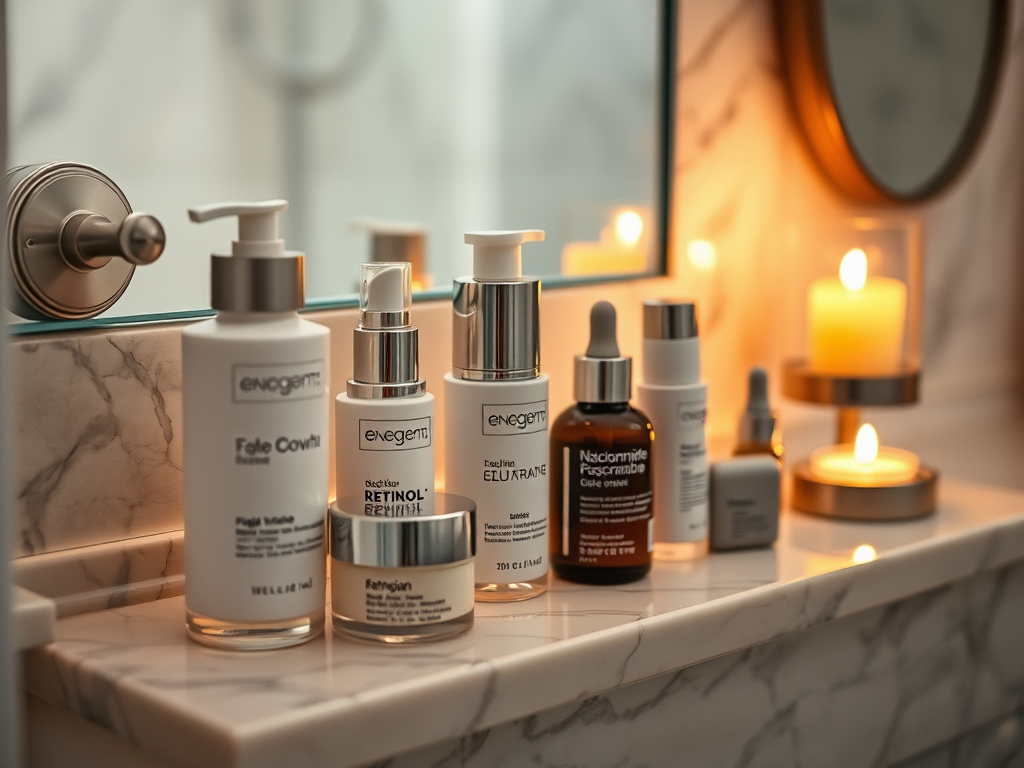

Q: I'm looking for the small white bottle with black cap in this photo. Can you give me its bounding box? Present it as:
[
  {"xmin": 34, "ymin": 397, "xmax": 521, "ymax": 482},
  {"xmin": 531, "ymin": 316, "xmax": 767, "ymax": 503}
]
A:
[
  {"xmin": 444, "ymin": 230, "xmax": 549, "ymax": 602},
  {"xmin": 182, "ymin": 200, "xmax": 329, "ymax": 650},
  {"xmin": 550, "ymin": 301, "xmax": 654, "ymax": 584},
  {"xmin": 635, "ymin": 299, "xmax": 709, "ymax": 561},
  {"xmin": 335, "ymin": 262, "xmax": 434, "ymax": 513}
]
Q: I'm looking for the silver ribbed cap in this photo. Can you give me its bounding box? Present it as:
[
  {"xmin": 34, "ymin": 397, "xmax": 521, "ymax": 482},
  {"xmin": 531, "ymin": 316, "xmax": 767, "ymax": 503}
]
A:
[
  {"xmin": 575, "ymin": 301, "xmax": 631, "ymax": 403},
  {"xmin": 330, "ymin": 494, "xmax": 476, "ymax": 568},
  {"xmin": 643, "ymin": 299, "xmax": 698, "ymax": 340}
]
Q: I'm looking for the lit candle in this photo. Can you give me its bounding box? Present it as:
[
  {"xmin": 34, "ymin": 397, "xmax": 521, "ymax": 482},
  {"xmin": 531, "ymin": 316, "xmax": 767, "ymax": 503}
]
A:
[
  {"xmin": 808, "ymin": 249, "xmax": 907, "ymax": 375},
  {"xmin": 809, "ymin": 424, "xmax": 919, "ymax": 486},
  {"xmin": 561, "ymin": 209, "xmax": 648, "ymax": 276}
]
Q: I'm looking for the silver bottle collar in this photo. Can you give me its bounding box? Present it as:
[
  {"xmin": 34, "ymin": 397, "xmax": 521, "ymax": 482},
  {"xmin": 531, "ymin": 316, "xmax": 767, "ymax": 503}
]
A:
[
  {"xmin": 211, "ymin": 253, "xmax": 304, "ymax": 312},
  {"xmin": 574, "ymin": 356, "xmax": 632, "ymax": 404},
  {"xmin": 643, "ymin": 300, "xmax": 698, "ymax": 340},
  {"xmin": 451, "ymin": 277, "xmax": 540, "ymax": 380}
]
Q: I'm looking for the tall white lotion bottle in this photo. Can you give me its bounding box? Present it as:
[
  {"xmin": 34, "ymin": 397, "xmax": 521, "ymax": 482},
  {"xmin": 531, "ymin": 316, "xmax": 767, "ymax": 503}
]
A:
[
  {"xmin": 444, "ymin": 231, "xmax": 549, "ymax": 601},
  {"xmin": 335, "ymin": 262, "xmax": 434, "ymax": 509},
  {"xmin": 635, "ymin": 299, "xmax": 709, "ymax": 560},
  {"xmin": 182, "ymin": 200, "xmax": 329, "ymax": 649}
]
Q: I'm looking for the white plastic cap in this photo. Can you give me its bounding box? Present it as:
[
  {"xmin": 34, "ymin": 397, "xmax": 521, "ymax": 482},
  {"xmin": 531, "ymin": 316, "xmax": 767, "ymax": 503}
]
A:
[
  {"xmin": 464, "ymin": 230, "xmax": 544, "ymax": 282},
  {"xmin": 361, "ymin": 262, "xmax": 411, "ymax": 313},
  {"xmin": 188, "ymin": 200, "xmax": 288, "ymax": 258}
]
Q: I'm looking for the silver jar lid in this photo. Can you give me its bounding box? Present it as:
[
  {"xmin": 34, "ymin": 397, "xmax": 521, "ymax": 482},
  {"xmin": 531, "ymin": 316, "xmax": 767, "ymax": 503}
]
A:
[
  {"xmin": 643, "ymin": 299, "xmax": 698, "ymax": 340},
  {"xmin": 330, "ymin": 493, "xmax": 475, "ymax": 568}
]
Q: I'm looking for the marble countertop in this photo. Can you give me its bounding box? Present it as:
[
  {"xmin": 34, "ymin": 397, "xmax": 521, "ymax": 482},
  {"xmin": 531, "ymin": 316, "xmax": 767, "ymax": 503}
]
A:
[
  {"xmin": 23, "ymin": 480, "xmax": 1024, "ymax": 768},
  {"xmin": 13, "ymin": 586, "xmax": 55, "ymax": 650}
]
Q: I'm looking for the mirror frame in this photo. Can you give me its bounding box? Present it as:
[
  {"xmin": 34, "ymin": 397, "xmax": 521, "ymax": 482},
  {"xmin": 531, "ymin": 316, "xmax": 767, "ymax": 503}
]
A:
[
  {"xmin": 777, "ymin": 0, "xmax": 1009, "ymax": 203},
  {"xmin": 9, "ymin": 0, "xmax": 678, "ymax": 337}
]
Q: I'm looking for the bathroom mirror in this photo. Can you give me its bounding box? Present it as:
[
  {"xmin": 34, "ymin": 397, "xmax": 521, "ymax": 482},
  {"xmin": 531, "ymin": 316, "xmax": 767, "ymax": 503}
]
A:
[
  {"xmin": 778, "ymin": 0, "xmax": 1007, "ymax": 202},
  {"xmin": 7, "ymin": 0, "xmax": 674, "ymax": 328}
]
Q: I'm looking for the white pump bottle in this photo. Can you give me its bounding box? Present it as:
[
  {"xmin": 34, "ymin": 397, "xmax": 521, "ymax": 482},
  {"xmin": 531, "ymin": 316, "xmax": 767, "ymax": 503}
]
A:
[
  {"xmin": 444, "ymin": 231, "xmax": 549, "ymax": 601},
  {"xmin": 182, "ymin": 200, "xmax": 329, "ymax": 650}
]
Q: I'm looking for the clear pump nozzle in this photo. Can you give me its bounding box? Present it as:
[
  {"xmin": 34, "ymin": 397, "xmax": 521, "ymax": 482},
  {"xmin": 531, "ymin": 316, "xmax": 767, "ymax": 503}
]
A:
[
  {"xmin": 359, "ymin": 262, "xmax": 412, "ymax": 330},
  {"xmin": 464, "ymin": 230, "xmax": 544, "ymax": 281},
  {"xmin": 188, "ymin": 200, "xmax": 288, "ymax": 258}
]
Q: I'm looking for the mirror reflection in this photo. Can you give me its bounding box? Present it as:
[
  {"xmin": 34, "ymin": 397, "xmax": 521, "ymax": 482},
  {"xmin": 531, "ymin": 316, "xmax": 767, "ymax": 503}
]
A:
[
  {"xmin": 823, "ymin": 0, "xmax": 1001, "ymax": 198},
  {"xmin": 9, "ymin": 0, "xmax": 667, "ymax": 321}
]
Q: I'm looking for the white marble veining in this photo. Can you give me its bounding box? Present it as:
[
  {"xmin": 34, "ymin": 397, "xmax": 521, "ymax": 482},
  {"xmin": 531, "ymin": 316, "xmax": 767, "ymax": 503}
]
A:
[
  {"xmin": 385, "ymin": 560, "xmax": 1024, "ymax": 768},
  {"xmin": 13, "ymin": 326, "xmax": 184, "ymax": 556},
  {"xmin": 22, "ymin": 480, "xmax": 1024, "ymax": 768}
]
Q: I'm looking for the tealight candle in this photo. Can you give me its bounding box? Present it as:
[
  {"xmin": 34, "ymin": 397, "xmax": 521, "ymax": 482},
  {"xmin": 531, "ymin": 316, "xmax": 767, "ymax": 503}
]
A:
[
  {"xmin": 809, "ymin": 424, "xmax": 919, "ymax": 486},
  {"xmin": 808, "ymin": 248, "xmax": 907, "ymax": 375}
]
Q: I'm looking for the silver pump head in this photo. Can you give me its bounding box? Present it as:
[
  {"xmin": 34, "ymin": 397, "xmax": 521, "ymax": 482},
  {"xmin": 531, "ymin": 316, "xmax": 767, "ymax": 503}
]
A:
[
  {"xmin": 452, "ymin": 230, "xmax": 544, "ymax": 381},
  {"xmin": 574, "ymin": 301, "xmax": 631, "ymax": 404},
  {"xmin": 188, "ymin": 200, "xmax": 304, "ymax": 313},
  {"xmin": 738, "ymin": 366, "xmax": 776, "ymax": 446},
  {"xmin": 349, "ymin": 262, "xmax": 424, "ymax": 399},
  {"xmin": 643, "ymin": 299, "xmax": 698, "ymax": 340}
]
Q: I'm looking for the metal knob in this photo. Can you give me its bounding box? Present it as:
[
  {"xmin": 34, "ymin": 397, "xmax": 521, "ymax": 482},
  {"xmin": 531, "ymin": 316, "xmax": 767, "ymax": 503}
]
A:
[
  {"xmin": 5, "ymin": 162, "xmax": 167, "ymax": 321},
  {"xmin": 60, "ymin": 211, "xmax": 165, "ymax": 271}
]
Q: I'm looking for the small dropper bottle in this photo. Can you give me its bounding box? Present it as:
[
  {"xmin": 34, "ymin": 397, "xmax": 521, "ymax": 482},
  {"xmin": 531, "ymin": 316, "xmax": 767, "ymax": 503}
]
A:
[
  {"xmin": 734, "ymin": 366, "xmax": 783, "ymax": 462},
  {"xmin": 549, "ymin": 302, "xmax": 655, "ymax": 585}
]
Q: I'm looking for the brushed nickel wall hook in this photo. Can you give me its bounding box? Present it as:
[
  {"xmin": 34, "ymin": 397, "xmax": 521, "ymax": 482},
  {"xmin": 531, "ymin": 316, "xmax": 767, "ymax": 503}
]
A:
[{"xmin": 5, "ymin": 162, "xmax": 166, "ymax": 320}]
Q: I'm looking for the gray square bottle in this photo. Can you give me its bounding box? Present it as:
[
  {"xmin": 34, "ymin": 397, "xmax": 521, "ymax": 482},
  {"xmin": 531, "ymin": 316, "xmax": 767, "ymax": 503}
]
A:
[{"xmin": 709, "ymin": 456, "xmax": 780, "ymax": 551}]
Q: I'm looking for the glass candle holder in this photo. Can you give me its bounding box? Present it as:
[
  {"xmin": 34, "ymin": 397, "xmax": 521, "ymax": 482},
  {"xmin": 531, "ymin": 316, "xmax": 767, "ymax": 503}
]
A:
[
  {"xmin": 783, "ymin": 217, "xmax": 921, "ymax": 383},
  {"xmin": 329, "ymin": 493, "xmax": 475, "ymax": 644}
]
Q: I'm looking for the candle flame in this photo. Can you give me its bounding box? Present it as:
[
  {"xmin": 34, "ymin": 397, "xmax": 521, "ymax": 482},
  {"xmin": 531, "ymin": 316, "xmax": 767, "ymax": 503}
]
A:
[
  {"xmin": 854, "ymin": 423, "xmax": 879, "ymax": 464},
  {"xmin": 614, "ymin": 210, "xmax": 644, "ymax": 248},
  {"xmin": 839, "ymin": 248, "xmax": 868, "ymax": 291},
  {"xmin": 687, "ymin": 239, "xmax": 716, "ymax": 271},
  {"xmin": 852, "ymin": 544, "xmax": 877, "ymax": 563}
]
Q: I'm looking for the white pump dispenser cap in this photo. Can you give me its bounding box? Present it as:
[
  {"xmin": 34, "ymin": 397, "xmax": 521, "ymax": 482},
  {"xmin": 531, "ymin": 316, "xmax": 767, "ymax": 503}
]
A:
[
  {"xmin": 188, "ymin": 199, "xmax": 303, "ymax": 312},
  {"xmin": 188, "ymin": 200, "xmax": 288, "ymax": 258},
  {"xmin": 464, "ymin": 230, "xmax": 544, "ymax": 282}
]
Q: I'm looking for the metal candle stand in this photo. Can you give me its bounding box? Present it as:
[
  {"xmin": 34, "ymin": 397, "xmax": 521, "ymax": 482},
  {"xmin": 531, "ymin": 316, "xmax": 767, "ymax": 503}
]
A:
[{"xmin": 783, "ymin": 361, "xmax": 938, "ymax": 521}]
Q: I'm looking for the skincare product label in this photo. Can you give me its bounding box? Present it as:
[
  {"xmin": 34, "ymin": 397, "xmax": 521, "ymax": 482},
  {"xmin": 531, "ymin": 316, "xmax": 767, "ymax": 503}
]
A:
[
  {"xmin": 184, "ymin": 342, "xmax": 330, "ymax": 624},
  {"xmin": 232, "ymin": 360, "xmax": 326, "ymax": 403},
  {"xmin": 560, "ymin": 445, "xmax": 653, "ymax": 566},
  {"xmin": 332, "ymin": 561, "xmax": 474, "ymax": 626},
  {"xmin": 638, "ymin": 385, "xmax": 709, "ymax": 543},
  {"xmin": 336, "ymin": 394, "xmax": 436, "ymax": 515},
  {"xmin": 444, "ymin": 377, "xmax": 550, "ymax": 584}
]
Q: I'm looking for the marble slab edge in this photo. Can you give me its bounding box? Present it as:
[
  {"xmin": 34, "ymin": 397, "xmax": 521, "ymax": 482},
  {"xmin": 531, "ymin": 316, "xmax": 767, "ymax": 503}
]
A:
[
  {"xmin": 13, "ymin": 531, "xmax": 184, "ymax": 618},
  {"xmin": 13, "ymin": 586, "xmax": 56, "ymax": 650},
  {"xmin": 176, "ymin": 512, "xmax": 1024, "ymax": 768}
]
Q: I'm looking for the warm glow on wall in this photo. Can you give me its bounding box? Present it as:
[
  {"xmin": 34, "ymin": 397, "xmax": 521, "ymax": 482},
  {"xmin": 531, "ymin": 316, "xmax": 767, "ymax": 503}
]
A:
[{"xmin": 687, "ymin": 240, "xmax": 716, "ymax": 271}]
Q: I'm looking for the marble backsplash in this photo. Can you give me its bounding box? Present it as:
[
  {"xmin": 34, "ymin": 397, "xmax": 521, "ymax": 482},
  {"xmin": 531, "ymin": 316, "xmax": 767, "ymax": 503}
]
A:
[{"xmin": 9, "ymin": 0, "xmax": 1024, "ymax": 599}]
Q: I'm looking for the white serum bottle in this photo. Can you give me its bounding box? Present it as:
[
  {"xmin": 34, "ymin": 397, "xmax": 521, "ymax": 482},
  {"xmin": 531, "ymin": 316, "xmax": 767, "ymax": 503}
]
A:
[
  {"xmin": 444, "ymin": 231, "xmax": 549, "ymax": 601},
  {"xmin": 335, "ymin": 262, "xmax": 434, "ymax": 511},
  {"xmin": 182, "ymin": 200, "xmax": 329, "ymax": 650},
  {"xmin": 635, "ymin": 299, "xmax": 709, "ymax": 560}
]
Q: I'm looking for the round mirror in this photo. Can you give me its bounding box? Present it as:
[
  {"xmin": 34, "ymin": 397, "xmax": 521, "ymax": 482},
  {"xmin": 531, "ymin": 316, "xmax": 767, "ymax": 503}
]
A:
[{"xmin": 779, "ymin": 0, "xmax": 1008, "ymax": 202}]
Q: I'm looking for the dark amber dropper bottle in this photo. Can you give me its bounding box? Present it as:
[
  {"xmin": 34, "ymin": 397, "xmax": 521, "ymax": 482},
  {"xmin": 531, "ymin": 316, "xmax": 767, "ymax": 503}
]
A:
[{"xmin": 550, "ymin": 301, "xmax": 655, "ymax": 585}]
